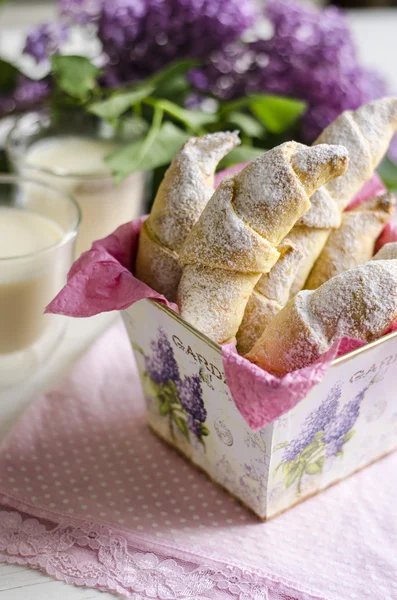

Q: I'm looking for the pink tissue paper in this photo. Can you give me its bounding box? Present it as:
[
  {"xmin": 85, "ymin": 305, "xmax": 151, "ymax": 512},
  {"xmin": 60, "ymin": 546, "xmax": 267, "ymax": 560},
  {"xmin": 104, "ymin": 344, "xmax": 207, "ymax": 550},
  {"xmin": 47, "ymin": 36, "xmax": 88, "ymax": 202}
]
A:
[{"xmin": 47, "ymin": 172, "xmax": 395, "ymax": 431}]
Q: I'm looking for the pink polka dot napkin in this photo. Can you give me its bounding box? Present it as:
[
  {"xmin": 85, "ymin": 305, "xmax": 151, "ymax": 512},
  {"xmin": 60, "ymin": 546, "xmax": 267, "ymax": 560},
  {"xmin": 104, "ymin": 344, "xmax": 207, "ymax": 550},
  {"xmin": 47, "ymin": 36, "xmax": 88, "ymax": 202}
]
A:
[{"xmin": 0, "ymin": 321, "xmax": 396, "ymax": 600}]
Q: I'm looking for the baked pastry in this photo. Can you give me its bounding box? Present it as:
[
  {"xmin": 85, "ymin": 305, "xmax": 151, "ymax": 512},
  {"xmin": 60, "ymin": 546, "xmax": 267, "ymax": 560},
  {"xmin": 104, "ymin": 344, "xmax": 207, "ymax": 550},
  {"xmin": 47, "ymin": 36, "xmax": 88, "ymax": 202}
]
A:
[
  {"xmin": 135, "ymin": 132, "xmax": 240, "ymax": 301},
  {"xmin": 236, "ymin": 240, "xmax": 303, "ymax": 355},
  {"xmin": 246, "ymin": 259, "xmax": 397, "ymax": 376},
  {"xmin": 177, "ymin": 141, "xmax": 349, "ymax": 344},
  {"xmin": 305, "ymin": 192, "xmax": 395, "ymax": 289},
  {"xmin": 237, "ymin": 97, "xmax": 397, "ymax": 352}
]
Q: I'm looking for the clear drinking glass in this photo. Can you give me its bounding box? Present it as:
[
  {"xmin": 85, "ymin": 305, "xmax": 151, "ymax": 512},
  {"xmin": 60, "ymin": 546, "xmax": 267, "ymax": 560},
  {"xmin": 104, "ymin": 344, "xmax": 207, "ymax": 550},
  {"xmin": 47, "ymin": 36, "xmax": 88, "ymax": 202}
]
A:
[
  {"xmin": 0, "ymin": 175, "xmax": 80, "ymax": 388},
  {"xmin": 6, "ymin": 110, "xmax": 148, "ymax": 258}
]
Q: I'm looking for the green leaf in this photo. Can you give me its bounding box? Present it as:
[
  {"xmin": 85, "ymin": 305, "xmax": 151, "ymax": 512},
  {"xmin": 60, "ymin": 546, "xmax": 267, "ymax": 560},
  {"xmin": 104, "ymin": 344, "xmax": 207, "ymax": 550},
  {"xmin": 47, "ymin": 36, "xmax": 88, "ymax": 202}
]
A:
[
  {"xmin": 149, "ymin": 60, "xmax": 198, "ymax": 96},
  {"xmin": 285, "ymin": 463, "xmax": 304, "ymax": 488},
  {"xmin": 377, "ymin": 157, "xmax": 397, "ymax": 191},
  {"xmin": 343, "ymin": 430, "xmax": 355, "ymax": 444},
  {"xmin": 159, "ymin": 402, "xmax": 171, "ymax": 416},
  {"xmin": 300, "ymin": 441, "xmax": 321, "ymax": 460},
  {"xmin": 218, "ymin": 144, "xmax": 263, "ymax": 170},
  {"xmin": 150, "ymin": 98, "xmax": 217, "ymax": 132},
  {"xmin": 88, "ymin": 85, "xmax": 155, "ymax": 119},
  {"xmin": 200, "ymin": 424, "xmax": 210, "ymax": 436},
  {"xmin": 250, "ymin": 95, "xmax": 306, "ymax": 134},
  {"xmin": 282, "ymin": 459, "xmax": 298, "ymax": 476},
  {"xmin": 305, "ymin": 456, "xmax": 325, "ymax": 475},
  {"xmin": 273, "ymin": 441, "xmax": 289, "ymax": 452},
  {"xmin": 51, "ymin": 55, "xmax": 101, "ymax": 100},
  {"xmin": 272, "ymin": 462, "xmax": 283, "ymax": 478},
  {"xmin": 313, "ymin": 430, "xmax": 325, "ymax": 442},
  {"xmin": 106, "ymin": 121, "xmax": 190, "ymax": 181},
  {"xmin": 0, "ymin": 58, "xmax": 19, "ymax": 93},
  {"xmin": 227, "ymin": 111, "xmax": 265, "ymax": 138},
  {"xmin": 173, "ymin": 414, "xmax": 190, "ymax": 439},
  {"xmin": 219, "ymin": 97, "xmax": 252, "ymax": 116},
  {"xmin": 335, "ymin": 450, "xmax": 344, "ymax": 459}
]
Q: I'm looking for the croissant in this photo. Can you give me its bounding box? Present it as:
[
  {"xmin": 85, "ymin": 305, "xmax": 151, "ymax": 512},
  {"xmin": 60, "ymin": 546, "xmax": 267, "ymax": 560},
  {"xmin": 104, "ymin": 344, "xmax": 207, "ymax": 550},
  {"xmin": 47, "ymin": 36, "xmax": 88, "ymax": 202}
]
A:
[
  {"xmin": 236, "ymin": 240, "xmax": 303, "ymax": 355},
  {"xmin": 177, "ymin": 141, "xmax": 349, "ymax": 344},
  {"xmin": 238, "ymin": 97, "xmax": 397, "ymax": 352},
  {"xmin": 246, "ymin": 259, "xmax": 397, "ymax": 377},
  {"xmin": 135, "ymin": 131, "xmax": 240, "ymax": 301},
  {"xmin": 305, "ymin": 192, "xmax": 396, "ymax": 289}
]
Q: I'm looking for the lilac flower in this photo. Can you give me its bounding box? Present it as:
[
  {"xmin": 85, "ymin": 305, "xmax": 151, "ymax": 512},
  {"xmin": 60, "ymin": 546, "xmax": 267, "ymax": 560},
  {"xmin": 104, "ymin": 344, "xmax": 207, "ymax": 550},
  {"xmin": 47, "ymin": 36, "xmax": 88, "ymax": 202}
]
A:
[
  {"xmin": 0, "ymin": 76, "xmax": 51, "ymax": 117},
  {"xmin": 98, "ymin": 0, "xmax": 255, "ymax": 86},
  {"xmin": 282, "ymin": 383, "xmax": 341, "ymax": 462},
  {"xmin": 59, "ymin": 0, "xmax": 102, "ymax": 25},
  {"xmin": 23, "ymin": 23, "xmax": 69, "ymax": 63},
  {"xmin": 326, "ymin": 436, "xmax": 345, "ymax": 458},
  {"xmin": 323, "ymin": 388, "xmax": 366, "ymax": 445},
  {"xmin": 192, "ymin": 0, "xmax": 387, "ymax": 140},
  {"xmin": 178, "ymin": 375, "xmax": 206, "ymax": 423},
  {"xmin": 187, "ymin": 415, "xmax": 203, "ymax": 437},
  {"xmin": 145, "ymin": 328, "xmax": 179, "ymax": 386}
]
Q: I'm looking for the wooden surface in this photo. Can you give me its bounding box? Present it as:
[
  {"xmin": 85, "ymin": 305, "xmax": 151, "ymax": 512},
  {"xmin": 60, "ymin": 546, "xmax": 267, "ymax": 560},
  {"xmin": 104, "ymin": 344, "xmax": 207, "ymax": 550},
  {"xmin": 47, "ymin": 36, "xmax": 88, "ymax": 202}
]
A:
[{"xmin": 0, "ymin": 4, "xmax": 396, "ymax": 599}]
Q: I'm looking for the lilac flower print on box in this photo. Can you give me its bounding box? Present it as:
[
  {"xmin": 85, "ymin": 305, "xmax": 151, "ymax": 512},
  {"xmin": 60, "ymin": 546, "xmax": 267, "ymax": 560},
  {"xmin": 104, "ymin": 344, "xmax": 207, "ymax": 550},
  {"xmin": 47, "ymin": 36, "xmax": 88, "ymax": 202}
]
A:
[
  {"xmin": 144, "ymin": 328, "xmax": 209, "ymax": 445},
  {"xmin": 273, "ymin": 382, "xmax": 373, "ymax": 496}
]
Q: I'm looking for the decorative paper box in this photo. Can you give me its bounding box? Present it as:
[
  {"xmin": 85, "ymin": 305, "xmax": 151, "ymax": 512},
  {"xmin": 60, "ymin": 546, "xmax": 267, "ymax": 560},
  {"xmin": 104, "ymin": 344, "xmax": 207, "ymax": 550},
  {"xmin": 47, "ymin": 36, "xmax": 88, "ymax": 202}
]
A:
[{"xmin": 122, "ymin": 299, "xmax": 397, "ymax": 520}]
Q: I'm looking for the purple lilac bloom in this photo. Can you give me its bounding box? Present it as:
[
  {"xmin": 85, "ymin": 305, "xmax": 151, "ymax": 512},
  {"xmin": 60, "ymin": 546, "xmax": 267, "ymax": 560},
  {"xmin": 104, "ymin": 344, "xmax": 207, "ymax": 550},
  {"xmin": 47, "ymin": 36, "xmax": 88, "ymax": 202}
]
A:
[
  {"xmin": 187, "ymin": 415, "xmax": 203, "ymax": 437},
  {"xmin": 326, "ymin": 436, "xmax": 345, "ymax": 458},
  {"xmin": 282, "ymin": 383, "xmax": 342, "ymax": 462},
  {"xmin": 23, "ymin": 23, "xmax": 69, "ymax": 63},
  {"xmin": 323, "ymin": 387, "xmax": 366, "ymax": 445},
  {"xmin": 98, "ymin": 0, "xmax": 255, "ymax": 87},
  {"xmin": 145, "ymin": 328, "xmax": 180, "ymax": 386},
  {"xmin": 192, "ymin": 0, "xmax": 387, "ymax": 141},
  {"xmin": 59, "ymin": 0, "xmax": 102, "ymax": 25},
  {"xmin": 0, "ymin": 76, "xmax": 51, "ymax": 117},
  {"xmin": 178, "ymin": 375, "xmax": 206, "ymax": 423}
]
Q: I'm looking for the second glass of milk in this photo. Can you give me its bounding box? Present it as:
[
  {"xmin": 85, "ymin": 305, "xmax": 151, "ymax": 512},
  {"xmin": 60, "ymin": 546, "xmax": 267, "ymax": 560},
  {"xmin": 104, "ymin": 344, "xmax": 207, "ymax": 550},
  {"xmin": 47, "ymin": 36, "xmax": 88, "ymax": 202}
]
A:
[
  {"xmin": 6, "ymin": 110, "xmax": 148, "ymax": 258},
  {"xmin": 0, "ymin": 175, "xmax": 80, "ymax": 387}
]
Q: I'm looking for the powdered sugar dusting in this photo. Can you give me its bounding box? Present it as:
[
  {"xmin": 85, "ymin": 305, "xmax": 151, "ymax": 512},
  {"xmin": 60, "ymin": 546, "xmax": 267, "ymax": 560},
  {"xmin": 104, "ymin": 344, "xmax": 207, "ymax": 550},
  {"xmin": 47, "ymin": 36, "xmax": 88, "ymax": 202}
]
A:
[
  {"xmin": 179, "ymin": 141, "xmax": 348, "ymax": 343},
  {"xmin": 309, "ymin": 260, "xmax": 397, "ymax": 342},
  {"xmin": 291, "ymin": 143, "xmax": 349, "ymax": 197},
  {"xmin": 149, "ymin": 131, "xmax": 240, "ymax": 251},
  {"xmin": 242, "ymin": 98, "xmax": 397, "ymax": 347},
  {"xmin": 248, "ymin": 260, "xmax": 397, "ymax": 375},
  {"xmin": 316, "ymin": 97, "xmax": 397, "ymax": 209},
  {"xmin": 305, "ymin": 192, "xmax": 396, "ymax": 289},
  {"xmin": 232, "ymin": 141, "xmax": 347, "ymax": 245}
]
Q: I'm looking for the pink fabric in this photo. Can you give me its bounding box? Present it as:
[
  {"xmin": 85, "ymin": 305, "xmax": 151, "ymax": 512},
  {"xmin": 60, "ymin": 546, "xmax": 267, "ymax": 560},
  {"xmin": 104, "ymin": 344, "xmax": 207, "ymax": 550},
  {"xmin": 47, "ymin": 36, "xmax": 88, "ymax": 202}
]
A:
[
  {"xmin": 47, "ymin": 217, "xmax": 178, "ymax": 317},
  {"xmin": 345, "ymin": 173, "xmax": 386, "ymax": 210},
  {"xmin": 222, "ymin": 342, "xmax": 339, "ymax": 431},
  {"xmin": 0, "ymin": 322, "xmax": 396, "ymax": 600}
]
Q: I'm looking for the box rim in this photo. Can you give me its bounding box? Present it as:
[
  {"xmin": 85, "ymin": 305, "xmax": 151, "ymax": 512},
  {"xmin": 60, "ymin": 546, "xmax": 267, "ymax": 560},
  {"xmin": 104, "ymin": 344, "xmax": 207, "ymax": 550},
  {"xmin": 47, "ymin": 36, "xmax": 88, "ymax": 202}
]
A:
[{"xmin": 146, "ymin": 299, "xmax": 397, "ymax": 367}]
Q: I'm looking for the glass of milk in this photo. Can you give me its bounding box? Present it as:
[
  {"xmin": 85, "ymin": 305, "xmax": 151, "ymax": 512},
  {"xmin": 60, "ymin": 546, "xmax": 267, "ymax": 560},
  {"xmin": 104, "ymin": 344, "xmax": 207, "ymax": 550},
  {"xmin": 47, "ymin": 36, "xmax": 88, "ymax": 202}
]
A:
[
  {"xmin": 6, "ymin": 110, "xmax": 148, "ymax": 258},
  {"xmin": 0, "ymin": 175, "xmax": 80, "ymax": 388}
]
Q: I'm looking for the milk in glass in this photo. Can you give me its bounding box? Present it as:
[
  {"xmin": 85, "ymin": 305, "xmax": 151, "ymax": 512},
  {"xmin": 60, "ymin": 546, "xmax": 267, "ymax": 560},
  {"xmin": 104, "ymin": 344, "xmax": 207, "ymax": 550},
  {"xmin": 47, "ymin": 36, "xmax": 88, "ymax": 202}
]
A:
[
  {"xmin": 0, "ymin": 208, "xmax": 65, "ymax": 354},
  {"xmin": 26, "ymin": 136, "xmax": 146, "ymax": 256}
]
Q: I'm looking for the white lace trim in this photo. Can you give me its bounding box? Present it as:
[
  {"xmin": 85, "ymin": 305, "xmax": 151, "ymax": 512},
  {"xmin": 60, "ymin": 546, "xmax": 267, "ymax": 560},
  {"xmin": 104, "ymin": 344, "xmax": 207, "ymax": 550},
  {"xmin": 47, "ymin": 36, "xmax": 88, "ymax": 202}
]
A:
[{"xmin": 0, "ymin": 507, "xmax": 322, "ymax": 600}]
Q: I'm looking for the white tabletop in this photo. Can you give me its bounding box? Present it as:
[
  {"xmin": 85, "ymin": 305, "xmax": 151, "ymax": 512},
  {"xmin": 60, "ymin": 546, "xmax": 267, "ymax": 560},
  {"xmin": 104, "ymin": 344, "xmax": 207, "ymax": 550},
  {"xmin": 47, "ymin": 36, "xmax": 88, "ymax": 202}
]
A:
[{"xmin": 0, "ymin": 5, "xmax": 396, "ymax": 599}]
